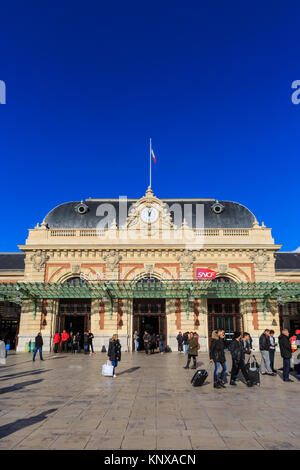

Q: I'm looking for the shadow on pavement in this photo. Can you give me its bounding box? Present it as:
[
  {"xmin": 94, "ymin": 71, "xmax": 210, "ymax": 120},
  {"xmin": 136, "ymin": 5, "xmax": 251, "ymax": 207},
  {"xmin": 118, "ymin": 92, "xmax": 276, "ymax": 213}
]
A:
[
  {"xmin": 117, "ymin": 367, "xmax": 141, "ymax": 376},
  {"xmin": 0, "ymin": 409, "xmax": 57, "ymax": 439},
  {"xmin": 0, "ymin": 369, "xmax": 52, "ymax": 381},
  {"xmin": 0, "ymin": 379, "xmax": 44, "ymax": 395}
]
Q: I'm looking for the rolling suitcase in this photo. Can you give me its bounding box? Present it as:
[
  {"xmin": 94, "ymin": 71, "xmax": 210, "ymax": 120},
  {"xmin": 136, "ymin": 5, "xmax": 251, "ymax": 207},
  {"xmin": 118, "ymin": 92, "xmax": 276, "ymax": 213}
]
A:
[
  {"xmin": 246, "ymin": 354, "xmax": 260, "ymax": 386},
  {"xmin": 191, "ymin": 369, "xmax": 208, "ymax": 387}
]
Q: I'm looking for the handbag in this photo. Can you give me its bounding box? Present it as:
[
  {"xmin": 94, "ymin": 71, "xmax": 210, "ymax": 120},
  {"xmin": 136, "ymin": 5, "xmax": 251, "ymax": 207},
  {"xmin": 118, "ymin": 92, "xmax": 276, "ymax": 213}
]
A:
[{"xmin": 102, "ymin": 360, "xmax": 114, "ymax": 377}]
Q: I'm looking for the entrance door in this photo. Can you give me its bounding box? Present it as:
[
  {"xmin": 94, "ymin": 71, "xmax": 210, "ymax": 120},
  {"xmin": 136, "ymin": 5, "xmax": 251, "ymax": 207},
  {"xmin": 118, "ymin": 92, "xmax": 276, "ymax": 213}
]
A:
[
  {"xmin": 58, "ymin": 299, "xmax": 91, "ymax": 349},
  {"xmin": 133, "ymin": 299, "xmax": 166, "ymax": 351},
  {"xmin": 207, "ymin": 299, "xmax": 241, "ymax": 347}
]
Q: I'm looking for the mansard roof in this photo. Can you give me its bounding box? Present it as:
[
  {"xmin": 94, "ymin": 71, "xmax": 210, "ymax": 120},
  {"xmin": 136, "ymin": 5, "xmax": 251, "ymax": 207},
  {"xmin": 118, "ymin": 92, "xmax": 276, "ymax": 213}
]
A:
[
  {"xmin": 43, "ymin": 197, "xmax": 256, "ymax": 229},
  {"xmin": 0, "ymin": 253, "xmax": 25, "ymax": 271},
  {"xmin": 275, "ymin": 252, "xmax": 300, "ymax": 271}
]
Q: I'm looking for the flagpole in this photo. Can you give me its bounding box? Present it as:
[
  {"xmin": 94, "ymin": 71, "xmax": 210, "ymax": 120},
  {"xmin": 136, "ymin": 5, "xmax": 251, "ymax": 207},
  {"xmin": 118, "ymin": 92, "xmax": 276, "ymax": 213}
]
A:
[{"xmin": 149, "ymin": 137, "xmax": 152, "ymax": 188}]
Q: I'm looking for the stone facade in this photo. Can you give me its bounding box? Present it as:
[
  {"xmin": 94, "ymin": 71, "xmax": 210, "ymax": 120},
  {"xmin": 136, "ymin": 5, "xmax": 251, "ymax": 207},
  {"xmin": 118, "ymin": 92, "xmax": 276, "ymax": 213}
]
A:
[{"xmin": 1, "ymin": 188, "xmax": 299, "ymax": 352}]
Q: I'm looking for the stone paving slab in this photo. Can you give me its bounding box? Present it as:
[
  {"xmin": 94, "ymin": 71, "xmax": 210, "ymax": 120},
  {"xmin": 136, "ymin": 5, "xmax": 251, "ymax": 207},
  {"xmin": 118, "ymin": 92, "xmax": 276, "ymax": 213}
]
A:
[{"xmin": 0, "ymin": 351, "xmax": 299, "ymax": 450}]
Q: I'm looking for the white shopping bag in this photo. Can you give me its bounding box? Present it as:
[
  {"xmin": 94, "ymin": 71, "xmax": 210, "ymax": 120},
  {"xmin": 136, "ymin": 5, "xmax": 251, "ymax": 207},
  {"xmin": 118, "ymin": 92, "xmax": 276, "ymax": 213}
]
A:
[{"xmin": 102, "ymin": 360, "xmax": 114, "ymax": 377}]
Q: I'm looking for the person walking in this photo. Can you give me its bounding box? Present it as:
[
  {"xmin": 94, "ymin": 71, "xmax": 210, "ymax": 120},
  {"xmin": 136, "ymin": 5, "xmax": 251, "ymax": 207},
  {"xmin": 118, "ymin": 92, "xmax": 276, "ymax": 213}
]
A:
[
  {"xmin": 279, "ymin": 329, "xmax": 293, "ymax": 382},
  {"xmin": 269, "ymin": 329, "xmax": 277, "ymax": 373},
  {"xmin": 210, "ymin": 329, "xmax": 227, "ymax": 389},
  {"xmin": 242, "ymin": 332, "xmax": 251, "ymax": 365},
  {"xmin": 150, "ymin": 333, "xmax": 157, "ymax": 354},
  {"xmin": 53, "ymin": 332, "xmax": 60, "ymax": 353},
  {"xmin": 143, "ymin": 331, "xmax": 150, "ymax": 355},
  {"xmin": 83, "ymin": 331, "xmax": 89, "ymax": 354},
  {"xmin": 184, "ymin": 332, "xmax": 198, "ymax": 370},
  {"xmin": 61, "ymin": 330, "xmax": 69, "ymax": 353},
  {"xmin": 259, "ymin": 329, "xmax": 275, "ymax": 376},
  {"xmin": 183, "ymin": 331, "xmax": 189, "ymax": 355},
  {"xmin": 88, "ymin": 330, "xmax": 95, "ymax": 354},
  {"xmin": 32, "ymin": 332, "xmax": 44, "ymax": 362},
  {"xmin": 107, "ymin": 333, "xmax": 121, "ymax": 377},
  {"xmin": 230, "ymin": 331, "xmax": 252, "ymax": 387},
  {"xmin": 176, "ymin": 331, "xmax": 184, "ymax": 353},
  {"xmin": 133, "ymin": 330, "xmax": 139, "ymax": 352}
]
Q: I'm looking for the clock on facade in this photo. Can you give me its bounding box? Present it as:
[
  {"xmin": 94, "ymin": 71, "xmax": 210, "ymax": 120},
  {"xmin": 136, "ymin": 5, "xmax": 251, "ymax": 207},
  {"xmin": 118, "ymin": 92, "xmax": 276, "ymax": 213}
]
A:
[{"xmin": 140, "ymin": 206, "xmax": 158, "ymax": 223}]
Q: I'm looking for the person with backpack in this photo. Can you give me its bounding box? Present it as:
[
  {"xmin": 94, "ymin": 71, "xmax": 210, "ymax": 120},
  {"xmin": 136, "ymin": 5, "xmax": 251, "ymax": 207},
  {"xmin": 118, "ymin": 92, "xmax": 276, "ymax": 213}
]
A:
[
  {"xmin": 32, "ymin": 332, "xmax": 44, "ymax": 362},
  {"xmin": 230, "ymin": 331, "xmax": 252, "ymax": 387},
  {"xmin": 53, "ymin": 332, "xmax": 60, "ymax": 353},
  {"xmin": 184, "ymin": 332, "xmax": 198, "ymax": 370},
  {"xmin": 259, "ymin": 329, "xmax": 275, "ymax": 376},
  {"xmin": 209, "ymin": 329, "xmax": 227, "ymax": 389},
  {"xmin": 176, "ymin": 331, "xmax": 184, "ymax": 353},
  {"xmin": 107, "ymin": 333, "xmax": 122, "ymax": 378},
  {"xmin": 278, "ymin": 328, "xmax": 293, "ymax": 382}
]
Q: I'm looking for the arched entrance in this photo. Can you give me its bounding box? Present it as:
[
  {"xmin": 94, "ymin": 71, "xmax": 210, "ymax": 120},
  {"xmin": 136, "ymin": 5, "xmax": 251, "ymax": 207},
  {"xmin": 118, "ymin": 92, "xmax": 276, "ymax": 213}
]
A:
[
  {"xmin": 132, "ymin": 276, "xmax": 167, "ymax": 351},
  {"xmin": 57, "ymin": 277, "xmax": 91, "ymax": 349},
  {"xmin": 207, "ymin": 277, "xmax": 242, "ymax": 347}
]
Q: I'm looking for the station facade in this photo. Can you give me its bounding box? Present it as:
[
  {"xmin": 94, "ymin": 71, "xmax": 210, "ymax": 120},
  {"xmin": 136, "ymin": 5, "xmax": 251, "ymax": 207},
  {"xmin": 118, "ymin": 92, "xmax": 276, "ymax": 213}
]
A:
[{"xmin": 0, "ymin": 187, "xmax": 300, "ymax": 352}]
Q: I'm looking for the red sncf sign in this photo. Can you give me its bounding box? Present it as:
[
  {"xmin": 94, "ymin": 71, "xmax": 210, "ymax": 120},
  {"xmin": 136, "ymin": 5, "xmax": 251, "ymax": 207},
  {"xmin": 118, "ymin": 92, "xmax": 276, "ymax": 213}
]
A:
[{"xmin": 196, "ymin": 268, "xmax": 217, "ymax": 280}]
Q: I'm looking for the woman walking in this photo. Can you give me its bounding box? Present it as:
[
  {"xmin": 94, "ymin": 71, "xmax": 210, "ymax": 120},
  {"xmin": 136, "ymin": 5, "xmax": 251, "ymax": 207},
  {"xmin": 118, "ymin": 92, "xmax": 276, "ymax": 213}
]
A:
[
  {"xmin": 184, "ymin": 332, "xmax": 198, "ymax": 369},
  {"xmin": 108, "ymin": 334, "xmax": 122, "ymax": 378}
]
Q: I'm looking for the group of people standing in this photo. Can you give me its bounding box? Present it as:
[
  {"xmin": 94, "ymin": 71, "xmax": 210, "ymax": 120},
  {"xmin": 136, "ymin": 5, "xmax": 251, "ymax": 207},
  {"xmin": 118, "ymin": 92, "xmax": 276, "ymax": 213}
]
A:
[
  {"xmin": 133, "ymin": 330, "xmax": 165, "ymax": 354},
  {"xmin": 208, "ymin": 327, "xmax": 300, "ymax": 389},
  {"xmin": 52, "ymin": 330, "xmax": 95, "ymax": 355}
]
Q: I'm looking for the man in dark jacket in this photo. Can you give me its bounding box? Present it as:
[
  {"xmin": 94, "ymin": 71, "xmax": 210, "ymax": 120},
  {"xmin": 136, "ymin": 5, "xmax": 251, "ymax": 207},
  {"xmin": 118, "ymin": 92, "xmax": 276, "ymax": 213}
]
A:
[
  {"xmin": 32, "ymin": 332, "xmax": 44, "ymax": 361},
  {"xmin": 184, "ymin": 332, "xmax": 198, "ymax": 369},
  {"xmin": 279, "ymin": 329, "xmax": 293, "ymax": 382},
  {"xmin": 210, "ymin": 329, "xmax": 227, "ymax": 389},
  {"xmin": 143, "ymin": 331, "xmax": 151, "ymax": 355},
  {"xmin": 230, "ymin": 331, "xmax": 252, "ymax": 387},
  {"xmin": 88, "ymin": 330, "xmax": 95, "ymax": 354},
  {"xmin": 176, "ymin": 331, "xmax": 184, "ymax": 353},
  {"xmin": 183, "ymin": 331, "xmax": 189, "ymax": 355},
  {"xmin": 108, "ymin": 334, "xmax": 122, "ymax": 377},
  {"xmin": 83, "ymin": 331, "xmax": 89, "ymax": 354},
  {"xmin": 259, "ymin": 329, "xmax": 275, "ymax": 375}
]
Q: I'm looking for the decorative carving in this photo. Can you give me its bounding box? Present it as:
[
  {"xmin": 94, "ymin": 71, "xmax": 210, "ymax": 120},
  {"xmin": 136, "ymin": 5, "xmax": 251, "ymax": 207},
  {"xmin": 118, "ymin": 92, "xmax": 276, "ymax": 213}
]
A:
[
  {"xmin": 177, "ymin": 249, "xmax": 195, "ymax": 271},
  {"xmin": 250, "ymin": 249, "xmax": 270, "ymax": 271},
  {"xmin": 71, "ymin": 264, "xmax": 81, "ymax": 275},
  {"xmin": 144, "ymin": 264, "xmax": 154, "ymax": 274},
  {"xmin": 30, "ymin": 250, "xmax": 49, "ymax": 271},
  {"xmin": 104, "ymin": 250, "xmax": 122, "ymax": 271},
  {"xmin": 219, "ymin": 263, "xmax": 228, "ymax": 274}
]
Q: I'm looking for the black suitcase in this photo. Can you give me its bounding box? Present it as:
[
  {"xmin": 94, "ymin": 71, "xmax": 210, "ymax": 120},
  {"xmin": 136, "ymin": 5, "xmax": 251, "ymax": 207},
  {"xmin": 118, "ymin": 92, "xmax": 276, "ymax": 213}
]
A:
[
  {"xmin": 191, "ymin": 369, "xmax": 208, "ymax": 387},
  {"xmin": 246, "ymin": 354, "xmax": 260, "ymax": 386}
]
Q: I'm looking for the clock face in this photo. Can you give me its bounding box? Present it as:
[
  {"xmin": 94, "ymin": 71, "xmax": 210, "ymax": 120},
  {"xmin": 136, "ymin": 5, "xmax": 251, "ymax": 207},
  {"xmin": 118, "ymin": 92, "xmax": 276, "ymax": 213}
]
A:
[{"xmin": 140, "ymin": 207, "xmax": 158, "ymax": 223}]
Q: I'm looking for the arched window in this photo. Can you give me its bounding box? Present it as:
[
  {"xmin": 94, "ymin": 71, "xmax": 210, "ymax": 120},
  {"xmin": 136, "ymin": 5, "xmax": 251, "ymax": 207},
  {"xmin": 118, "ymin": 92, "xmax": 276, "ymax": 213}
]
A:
[
  {"xmin": 65, "ymin": 277, "xmax": 86, "ymax": 285},
  {"xmin": 212, "ymin": 276, "xmax": 234, "ymax": 283}
]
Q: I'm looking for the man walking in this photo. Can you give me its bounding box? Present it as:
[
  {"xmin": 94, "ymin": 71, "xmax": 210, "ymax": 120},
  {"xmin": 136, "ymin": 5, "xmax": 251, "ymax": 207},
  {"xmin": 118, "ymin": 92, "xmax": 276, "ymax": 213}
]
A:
[
  {"xmin": 259, "ymin": 329, "xmax": 275, "ymax": 376},
  {"xmin": 279, "ymin": 329, "xmax": 293, "ymax": 382},
  {"xmin": 33, "ymin": 332, "xmax": 44, "ymax": 362},
  {"xmin": 230, "ymin": 331, "xmax": 252, "ymax": 387},
  {"xmin": 210, "ymin": 329, "xmax": 227, "ymax": 389},
  {"xmin": 183, "ymin": 331, "xmax": 189, "ymax": 355},
  {"xmin": 158, "ymin": 332, "xmax": 165, "ymax": 354},
  {"xmin": 133, "ymin": 330, "xmax": 139, "ymax": 352}
]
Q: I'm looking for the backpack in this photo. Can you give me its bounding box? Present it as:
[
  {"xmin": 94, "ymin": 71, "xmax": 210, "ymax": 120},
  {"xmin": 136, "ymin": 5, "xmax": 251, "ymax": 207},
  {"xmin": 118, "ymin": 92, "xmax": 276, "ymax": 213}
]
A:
[
  {"xmin": 164, "ymin": 345, "xmax": 172, "ymax": 353},
  {"xmin": 101, "ymin": 345, "xmax": 107, "ymax": 353}
]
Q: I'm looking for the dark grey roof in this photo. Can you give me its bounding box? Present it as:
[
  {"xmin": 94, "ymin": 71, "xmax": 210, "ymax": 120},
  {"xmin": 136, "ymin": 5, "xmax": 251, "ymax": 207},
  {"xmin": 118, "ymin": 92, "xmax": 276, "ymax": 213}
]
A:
[
  {"xmin": 275, "ymin": 252, "xmax": 300, "ymax": 271},
  {"xmin": 44, "ymin": 199, "xmax": 256, "ymax": 229},
  {"xmin": 0, "ymin": 253, "xmax": 25, "ymax": 271}
]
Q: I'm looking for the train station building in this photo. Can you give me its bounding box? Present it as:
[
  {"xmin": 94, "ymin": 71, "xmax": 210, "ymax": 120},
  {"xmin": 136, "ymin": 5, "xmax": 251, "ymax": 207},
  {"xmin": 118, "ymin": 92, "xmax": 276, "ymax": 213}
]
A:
[{"xmin": 0, "ymin": 187, "xmax": 299, "ymax": 353}]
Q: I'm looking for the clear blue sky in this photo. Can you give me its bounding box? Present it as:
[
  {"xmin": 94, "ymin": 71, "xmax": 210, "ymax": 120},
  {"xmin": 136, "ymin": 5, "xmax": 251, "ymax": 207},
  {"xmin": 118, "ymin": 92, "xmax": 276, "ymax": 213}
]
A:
[{"xmin": 0, "ymin": 0, "xmax": 299, "ymax": 252}]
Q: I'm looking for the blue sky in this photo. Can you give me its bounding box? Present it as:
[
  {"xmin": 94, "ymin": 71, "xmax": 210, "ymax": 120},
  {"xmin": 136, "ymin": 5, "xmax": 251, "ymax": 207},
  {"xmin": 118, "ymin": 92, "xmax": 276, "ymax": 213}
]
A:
[{"xmin": 0, "ymin": 0, "xmax": 299, "ymax": 252}]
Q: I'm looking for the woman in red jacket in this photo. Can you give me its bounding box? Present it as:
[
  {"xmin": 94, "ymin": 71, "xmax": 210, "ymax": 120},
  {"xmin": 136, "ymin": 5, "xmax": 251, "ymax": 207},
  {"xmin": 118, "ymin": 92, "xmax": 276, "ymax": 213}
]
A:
[
  {"xmin": 53, "ymin": 332, "xmax": 60, "ymax": 353},
  {"xmin": 61, "ymin": 330, "xmax": 69, "ymax": 353}
]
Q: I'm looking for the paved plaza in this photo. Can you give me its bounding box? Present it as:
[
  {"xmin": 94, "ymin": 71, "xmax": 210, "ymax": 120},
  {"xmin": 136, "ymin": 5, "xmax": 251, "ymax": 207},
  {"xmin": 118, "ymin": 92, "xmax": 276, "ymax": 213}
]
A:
[{"xmin": 0, "ymin": 351, "xmax": 299, "ymax": 450}]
